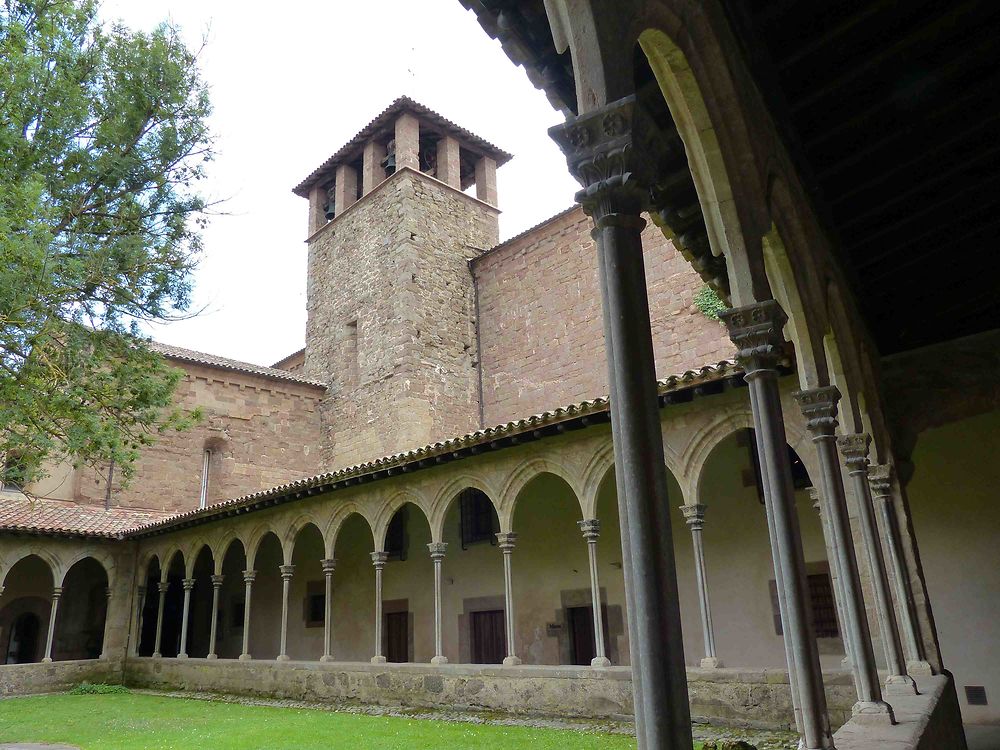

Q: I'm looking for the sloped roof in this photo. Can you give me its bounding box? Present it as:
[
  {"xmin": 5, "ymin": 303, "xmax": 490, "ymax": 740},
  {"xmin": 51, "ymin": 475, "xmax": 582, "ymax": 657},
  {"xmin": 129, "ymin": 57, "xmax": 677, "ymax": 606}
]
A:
[
  {"xmin": 151, "ymin": 342, "xmax": 326, "ymax": 389},
  {"xmin": 0, "ymin": 495, "xmax": 172, "ymax": 539},
  {"xmin": 292, "ymin": 96, "xmax": 514, "ymax": 197}
]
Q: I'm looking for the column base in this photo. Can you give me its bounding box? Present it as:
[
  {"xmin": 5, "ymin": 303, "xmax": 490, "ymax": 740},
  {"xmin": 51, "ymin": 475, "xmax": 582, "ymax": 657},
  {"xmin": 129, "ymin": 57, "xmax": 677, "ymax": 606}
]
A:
[
  {"xmin": 502, "ymin": 655, "xmax": 522, "ymax": 666},
  {"xmin": 42, "ymin": 657, "xmax": 52, "ymax": 663},
  {"xmin": 371, "ymin": 655, "xmax": 387, "ymax": 664},
  {"xmin": 238, "ymin": 653, "xmax": 252, "ymax": 661},
  {"xmin": 591, "ymin": 656, "xmax": 611, "ymax": 668},
  {"xmin": 885, "ymin": 674, "xmax": 919, "ymax": 695},
  {"xmin": 152, "ymin": 653, "xmax": 161, "ymax": 659},
  {"xmin": 431, "ymin": 655, "xmax": 449, "ymax": 665},
  {"xmin": 699, "ymin": 657, "xmax": 723, "ymax": 669},
  {"xmin": 320, "ymin": 655, "xmax": 335, "ymax": 663},
  {"xmin": 206, "ymin": 654, "xmax": 218, "ymax": 660},
  {"xmin": 851, "ymin": 700, "xmax": 896, "ymax": 726},
  {"xmin": 276, "ymin": 655, "xmax": 290, "ymax": 662},
  {"xmin": 177, "ymin": 653, "xmax": 189, "ymax": 659},
  {"xmin": 907, "ymin": 660, "xmax": 934, "ymax": 677},
  {"xmin": 841, "ymin": 655, "xmax": 852, "ymax": 669}
]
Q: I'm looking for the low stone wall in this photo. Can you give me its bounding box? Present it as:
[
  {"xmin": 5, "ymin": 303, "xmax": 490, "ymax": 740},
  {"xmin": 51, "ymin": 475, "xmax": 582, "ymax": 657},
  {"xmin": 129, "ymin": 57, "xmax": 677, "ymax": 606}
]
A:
[
  {"xmin": 0, "ymin": 658, "xmax": 123, "ymax": 696},
  {"xmin": 124, "ymin": 658, "xmax": 859, "ymax": 729}
]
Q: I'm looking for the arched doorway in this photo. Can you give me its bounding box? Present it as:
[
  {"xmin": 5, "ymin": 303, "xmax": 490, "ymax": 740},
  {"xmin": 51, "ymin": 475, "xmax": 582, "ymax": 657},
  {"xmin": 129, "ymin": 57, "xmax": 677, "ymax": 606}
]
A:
[
  {"xmin": 380, "ymin": 502, "xmax": 432, "ymax": 663},
  {"xmin": 5, "ymin": 612, "xmax": 41, "ymax": 664},
  {"xmin": 55, "ymin": 557, "xmax": 109, "ymax": 660},
  {"xmin": 0, "ymin": 555, "xmax": 55, "ymax": 664},
  {"xmin": 330, "ymin": 513, "xmax": 375, "ymax": 662}
]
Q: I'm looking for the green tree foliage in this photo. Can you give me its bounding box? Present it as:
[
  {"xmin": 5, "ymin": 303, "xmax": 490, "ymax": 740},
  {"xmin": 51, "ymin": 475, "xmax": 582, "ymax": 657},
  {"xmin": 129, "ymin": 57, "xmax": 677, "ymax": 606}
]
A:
[
  {"xmin": 0, "ymin": 0, "xmax": 212, "ymax": 487},
  {"xmin": 693, "ymin": 284, "xmax": 727, "ymax": 321}
]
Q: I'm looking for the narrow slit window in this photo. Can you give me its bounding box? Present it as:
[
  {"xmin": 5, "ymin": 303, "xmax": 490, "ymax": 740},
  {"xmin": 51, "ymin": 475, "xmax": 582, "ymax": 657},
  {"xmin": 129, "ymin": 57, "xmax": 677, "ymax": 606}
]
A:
[{"xmin": 199, "ymin": 449, "xmax": 212, "ymax": 509}]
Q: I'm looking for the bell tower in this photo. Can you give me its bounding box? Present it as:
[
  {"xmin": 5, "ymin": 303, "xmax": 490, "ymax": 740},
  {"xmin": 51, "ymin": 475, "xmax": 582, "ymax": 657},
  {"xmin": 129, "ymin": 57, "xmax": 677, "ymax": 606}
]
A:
[{"xmin": 293, "ymin": 97, "xmax": 510, "ymax": 467}]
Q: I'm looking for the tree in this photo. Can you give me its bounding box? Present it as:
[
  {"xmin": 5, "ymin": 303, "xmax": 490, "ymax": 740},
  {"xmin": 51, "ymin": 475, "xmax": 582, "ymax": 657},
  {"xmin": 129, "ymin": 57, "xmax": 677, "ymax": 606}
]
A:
[{"xmin": 0, "ymin": 0, "xmax": 212, "ymax": 489}]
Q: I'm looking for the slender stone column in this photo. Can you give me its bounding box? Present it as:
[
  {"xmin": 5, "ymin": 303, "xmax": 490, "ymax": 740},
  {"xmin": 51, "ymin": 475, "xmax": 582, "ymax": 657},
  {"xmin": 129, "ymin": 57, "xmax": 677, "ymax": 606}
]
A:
[
  {"xmin": 277, "ymin": 564, "xmax": 295, "ymax": 662},
  {"xmin": 808, "ymin": 487, "xmax": 853, "ymax": 673},
  {"xmin": 207, "ymin": 574, "xmax": 223, "ymax": 659},
  {"xmin": 720, "ymin": 301, "xmax": 835, "ymax": 749},
  {"xmin": 495, "ymin": 532, "xmax": 521, "ymax": 666},
  {"xmin": 371, "ymin": 551, "xmax": 388, "ymax": 664},
  {"xmin": 152, "ymin": 580, "xmax": 168, "ymax": 658},
  {"xmin": 795, "ymin": 388, "xmax": 894, "ymax": 721},
  {"xmin": 679, "ymin": 505, "xmax": 721, "ymax": 668},
  {"xmin": 427, "ymin": 542, "xmax": 449, "ymax": 665},
  {"xmin": 320, "ymin": 558, "xmax": 336, "ymax": 662},
  {"xmin": 839, "ymin": 435, "xmax": 917, "ymax": 695},
  {"xmin": 551, "ymin": 95, "xmax": 692, "ymax": 750},
  {"xmin": 868, "ymin": 464, "xmax": 932, "ymax": 675},
  {"xmin": 131, "ymin": 585, "xmax": 147, "ymax": 656},
  {"xmin": 177, "ymin": 577, "xmax": 195, "ymax": 658},
  {"xmin": 41, "ymin": 586, "xmax": 63, "ymax": 662},
  {"xmin": 577, "ymin": 519, "xmax": 611, "ymax": 667},
  {"xmin": 99, "ymin": 587, "xmax": 113, "ymax": 659},
  {"xmin": 239, "ymin": 570, "xmax": 255, "ymax": 661}
]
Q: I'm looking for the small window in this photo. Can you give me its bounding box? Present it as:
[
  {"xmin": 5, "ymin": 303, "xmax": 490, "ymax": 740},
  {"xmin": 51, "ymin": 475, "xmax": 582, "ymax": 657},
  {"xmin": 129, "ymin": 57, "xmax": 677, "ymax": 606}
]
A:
[
  {"xmin": 304, "ymin": 581, "xmax": 325, "ymax": 628},
  {"xmin": 459, "ymin": 488, "xmax": 499, "ymax": 549},
  {"xmin": 386, "ymin": 507, "xmax": 408, "ymax": 561},
  {"xmin": 769, "ymin": 568, "xmax": 839, "ymax": 639},
  {"xmin": 199, "ymin": 449, "xmax": 212, "ymax": 509}
]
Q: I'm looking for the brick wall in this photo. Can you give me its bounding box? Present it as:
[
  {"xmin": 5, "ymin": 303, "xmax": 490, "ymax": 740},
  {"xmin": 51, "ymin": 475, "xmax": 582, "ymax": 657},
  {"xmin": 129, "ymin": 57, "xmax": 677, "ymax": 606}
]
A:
[{"xmin": 473, "ymin": 206, "xmax": 733, "ymax": 426}]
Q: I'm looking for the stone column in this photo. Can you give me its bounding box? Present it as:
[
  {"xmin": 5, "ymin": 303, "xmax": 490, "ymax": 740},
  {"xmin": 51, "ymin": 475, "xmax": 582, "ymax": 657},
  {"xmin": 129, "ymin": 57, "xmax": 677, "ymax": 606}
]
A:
[
  {"xmin": 550, "ymin": 95, "xmax": 693, "ymax": 750},
  {"xmin": 276, "ymin": 564, "xmax": 295, "ymax": 662},
  {"xmin": 720, "ymin": 301, "xmax": 835, "ymax": 749},
  {"xmin": 839, "ymin": 435, "xmax": 917, "ymax": 695},
  {"xmin": 578, "ymin": 520, "xmax": 611, "ymax": 667},
  {"xmin": 436, "ymin": 136, "xmax": 461, "ymax": 189},
  {"xmin": 808, "ymin": 487, "xmax": 852, "ymax": 673},
  {"xmin": 795, "ymin": 388, "xmax": 894, "ymax": 721},
  {"xmin": 152, "ymin": 580, "xmax": 168, "ymax": 658},
  {"xmin": 178, "ymin": 577, "xmax": 195, "ymax": 658},
  {"xmin": 868, "ymin": 464, "xmax": 932, "ymax": 675},
  {"xmin": 679, "ymin": 505, "xmax": 721, "ymax": 669},
  {"xmin": 239, "ymin": 570, "xmax": 255, "ymax": 661},
  {"xmin": 99, "ymin": 587, "xmax": 113, "ymax": 660},
  {"xmin": 428, "ymin": 542, "xmax": 449, "ymax": 665},
  {"xmin": 321, "ymin": 558, "xmax": 336, "ymax": 662},
  {"xmin": 394, "ymin": 113, "xmax": 419, "ymax": 171},
  {"xmin": 474, "ymin": 156, "xmax": 497, "ymax": 205},
  {"xmin": 41, "ymin": 586, "xmax": 63, "ymax": 662},
  {"xmin": 207, "ymin": 574, "xmax": 223, "ymax": 660},
  {"xmin": 307, "ymin": 184, "xmax": 327, "ymax": 235},
  {"xmin": 371, "ymin": 552, "xmax": 388, "ymax": 664},
  {"xmin": 334, "ymin": 164, "xmax": 358, "ymax": 217},
  {"xmin": 131, "ymin": 585, "xmax": 147, "ymax": 656},
  {"xmin": 496, "ymin": 532, "xmax": 520, "ymax": 666},
  {"xmin": 362, "ymin": 140, "xmax": 387, "ymax": 195}
]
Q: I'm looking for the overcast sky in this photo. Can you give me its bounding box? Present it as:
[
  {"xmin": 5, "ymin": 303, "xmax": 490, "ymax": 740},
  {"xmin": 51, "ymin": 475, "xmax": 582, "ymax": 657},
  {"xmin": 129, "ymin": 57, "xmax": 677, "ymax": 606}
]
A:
[{"xmin": 97, "ymin": 0, "xmax": 580, "ymax": 367}]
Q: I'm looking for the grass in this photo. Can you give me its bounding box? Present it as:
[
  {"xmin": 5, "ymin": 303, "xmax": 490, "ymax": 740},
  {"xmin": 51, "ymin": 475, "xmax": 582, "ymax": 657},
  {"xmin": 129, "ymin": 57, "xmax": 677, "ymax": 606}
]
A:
[{"xmin": 0, "ymin": 692, "xmax": 656, "ymax": 749}]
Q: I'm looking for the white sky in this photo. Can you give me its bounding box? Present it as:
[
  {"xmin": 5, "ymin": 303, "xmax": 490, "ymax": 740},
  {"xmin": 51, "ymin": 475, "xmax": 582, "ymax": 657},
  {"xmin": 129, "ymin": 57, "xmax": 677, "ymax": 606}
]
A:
[{"xmin": 98, "ymin": 0, "xmax": 580, "ymax": 367}]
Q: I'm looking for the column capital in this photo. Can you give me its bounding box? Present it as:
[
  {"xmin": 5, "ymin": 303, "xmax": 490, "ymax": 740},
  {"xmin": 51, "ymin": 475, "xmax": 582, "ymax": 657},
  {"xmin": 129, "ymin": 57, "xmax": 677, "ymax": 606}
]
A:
[
  {"xmin": 279, "ymin": 564, "xmax": 295, "ymax": 579},
  {"xmin": 157, "ymin": 581, "xmax": 170, "ymax": 594},
  {"xmin": 578, "ymin": 518, "xmax": 601, "ymax": 541},
  {"xmin": 807, "ymin": 486, "xmax": 823, "ymax": 515},
  {"xmin": 210, "ymin": 574, "xmax": 224, "ymax": 588},
  {"xmin": 321, "ymin": 558, "xmax": 337, "ymax": 575},
  {"xmin": 679, "ymin": 503, "xmax": 707, "ymax": 530},
  {"xmin": 793, "ymin": 386, "xmax": 841, "ymax": 436},
  {"xmin": 51, "ymin": 586, "xmax": 64, "ymax": 599},
  {"xmin": 181, "ymin": 578, "xmax": 195, "ymax": 591},
  {"xmin": 837, "ymin": 432, "xmax": 872, "ymax": 471},
  {"xmin": 427, "ymin": 542, "xmax": 448, "ymax": 560},
  {"xmin": 495, "ymin": 532, "xmax": 518, "ymax": 552},
  {"xmin": 370, "ymin": 551, "xmax": 389, "ymax": 569},
  {"xmin": 242, "ymin": 569, "xmax": 257, "ymax": 584},
  {"xmin": 137, "ymin": 584, "xmax": 147, "ymax": 596},
  {"xmin": 868, "ymin": 463, "xmax": 894, "ymax": 499},
  {"xmin": 718, "ymin": 300, "xmax": 788, "ymax": 376}
]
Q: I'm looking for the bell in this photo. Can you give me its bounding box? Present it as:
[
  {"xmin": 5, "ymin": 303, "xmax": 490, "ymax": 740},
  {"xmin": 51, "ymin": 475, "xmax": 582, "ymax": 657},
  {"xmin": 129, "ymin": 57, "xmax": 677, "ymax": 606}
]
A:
[
  {"xmin": 383, "ymin": 151, "xmax": 396, "ymax": 174},
  {"xmin": 323, "ymin": 200, "xmax": 335, "ymax": 220}
]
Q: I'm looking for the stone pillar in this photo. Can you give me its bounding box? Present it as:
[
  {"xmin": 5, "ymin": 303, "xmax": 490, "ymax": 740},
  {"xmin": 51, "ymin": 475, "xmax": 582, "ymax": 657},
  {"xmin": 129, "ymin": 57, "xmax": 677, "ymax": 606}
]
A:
[
  {"xmin": 808, "ymin": 487, "xmax": 852, "ymax": 673},
  {"xmin": 334, "ymin": 164, "xmax": 358, "ymax": 217},
  {"xmin": 371, "ymin": 551, "xmax": 388, "ymax": 664},
  {"xmin": 99, "ymin": 587, "xmax": 113, "ymax": 660},
  {"xmin": 496, "ymin": 532, "xmax": 520, "ymax": 666},
  {"xmin": 321, "ymin": 558, "xmax": 336, "ymax": 662},
  {"xmin": 42, "ymin": 586, "xmax": 63, "ymax": 662},
  {"xmin": 277, "ymin": 564, "xmax": 295, "ymax": 662},
  {"xmin": 207, "ymin": 574, "xmax": 223, "ymax": 660},
  {"xmin": 720, "ymin": 301, "xmax": 835, "ymax": 749},
  {"xmin": 308, "ymin": 183, "xmax": 327, "ymax": 235},
  {"xmin": 578, "ymin": 520, "xmax": 611, "ymax": 667},
  {"xmin": 474, "ymin": 156, "xmax": 497, "ymax": 205},
  {"xmin": 868, "ymin": 464, "xmax": 932, "ymax": 675},
  {"xmin": 550, "ymin": 96, "xmax": 692, "ymax": 750},
  {"xmin": 795, "ymin": 387, "xmax": 894, "ymax": 722},
  {"xmin": 394, "ymin": 113, "xmax": 419, "ymax": 171},
  {"xmin": 427, "ymin": 542, "xmax": 448, "ymax": 664},
  {"xmin": 437, "ymin": 136, "xmax": 461, "ymax": 189},
  {"xmin": 178, "ymin": 577, "xmax": 195, "ymax": 658},
  {"xmin": 839, "ymin": 435, "xmax": 917, "ymax": 695},
  {"xmin": 239, "ymin": 570, "xmax": 255, "ymax": 661},
  {"xmin": 152, "ymin": 580, "xmax": 168, "ymax": 659},
  {"xmin": 131, "ymin": 585, "xmax": 147, "ymax": 657},
  {"xmin": 679, "ymin": 505, "xmax": 721, "ymax": 669},
  {"xmin": 362, "ymin": 140, "xmax": 387, "ymax": 195}
]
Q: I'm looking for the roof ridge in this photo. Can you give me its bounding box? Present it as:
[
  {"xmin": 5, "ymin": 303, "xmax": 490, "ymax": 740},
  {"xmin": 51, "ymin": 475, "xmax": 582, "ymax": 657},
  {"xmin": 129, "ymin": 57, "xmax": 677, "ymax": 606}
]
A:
[{"xmin": 150, "ymin": 342, "xmax": 326, "ymax": 388}]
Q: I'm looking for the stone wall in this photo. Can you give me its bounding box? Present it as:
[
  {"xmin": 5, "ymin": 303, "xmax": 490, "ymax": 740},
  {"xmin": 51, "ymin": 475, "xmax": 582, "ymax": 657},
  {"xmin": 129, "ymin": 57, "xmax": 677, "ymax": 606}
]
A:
[
  {"xmin": 473, "ymin": 207, "xmax": 734, "ymax": 425},
  {"xmin": 0, "ymin": 658, "xmax": 124, "ymax": 696}
]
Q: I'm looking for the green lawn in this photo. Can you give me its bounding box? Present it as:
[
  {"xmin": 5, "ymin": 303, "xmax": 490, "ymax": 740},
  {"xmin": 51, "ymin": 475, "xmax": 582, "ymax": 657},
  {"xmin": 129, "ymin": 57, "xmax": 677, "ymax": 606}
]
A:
[{"xmin": 0, "ymin": 693, "xmax": 654, "ymax": 749}]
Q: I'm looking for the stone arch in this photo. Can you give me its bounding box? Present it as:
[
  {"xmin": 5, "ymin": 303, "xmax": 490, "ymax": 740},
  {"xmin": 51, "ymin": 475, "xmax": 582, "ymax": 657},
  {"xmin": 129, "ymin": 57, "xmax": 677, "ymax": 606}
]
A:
[
  {"xmin": 824, "ymin": 277, "xmax": 876, "ymax": 443},
  {"xmin": 212, "ymin": 529, "xmax": 247, "ymax": 574},
  {"xmin": 498, "ymin": 457, "xmax": 584, "ymax": 532},
  {"xmin": 372, "ymin": 489, "xmax": 433, "ymax": 551},
  {"xmin": 162, "ymin": 548, "xmax": 186, "ymax": 582},
  {"xmin": 182, "ymin": 538, "xmax": 213, "ymax": 578},
  {"xmin": 245, "ymin": 523, "xmax": 279, "ymax": 570},
  {"xmin": 280, "ymin": 514, "xmax": 329, "ymax": 565},
  {"xmin": 1, "ymin": 548, "xmax": 60, "ymax": 590},
  {"xmin": 429, "ymin": 474, "xmax": 501, "ymax": 540},
  {"xmin": 58, "ymin": 550, "xmax": 115, "ymax": 589},
  {"xmin": 326, "ymin": 504, "xmax": 376, "ymax": 558},
  {"xmin": 581, "ymin": 441, "xmax": 617, "ymax": 519},
  {"xmin": 683, "ymin": 406, "xmax": 755, "ymax": 505}
]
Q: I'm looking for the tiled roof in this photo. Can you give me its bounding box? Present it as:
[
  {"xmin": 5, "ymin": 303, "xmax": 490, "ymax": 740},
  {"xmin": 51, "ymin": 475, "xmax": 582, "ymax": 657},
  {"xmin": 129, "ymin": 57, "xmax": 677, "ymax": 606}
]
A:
[
  {"xmin": 292, "ymin": 96, "xmax": 514, "ymax": 197},
  {"xmin": 0, "ymin": 495, "xmax": 172, "ymax": 539},
  {"xmin": 151, "ymin": 342, "xmax": 326, "ymax": 388}
]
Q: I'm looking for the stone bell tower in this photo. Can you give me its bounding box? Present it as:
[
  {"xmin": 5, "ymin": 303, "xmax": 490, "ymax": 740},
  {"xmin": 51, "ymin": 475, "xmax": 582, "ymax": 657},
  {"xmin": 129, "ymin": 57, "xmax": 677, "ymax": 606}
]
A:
[{"xmin": 293, "ymin": 96, "xmax": 510, "ymax": 467}]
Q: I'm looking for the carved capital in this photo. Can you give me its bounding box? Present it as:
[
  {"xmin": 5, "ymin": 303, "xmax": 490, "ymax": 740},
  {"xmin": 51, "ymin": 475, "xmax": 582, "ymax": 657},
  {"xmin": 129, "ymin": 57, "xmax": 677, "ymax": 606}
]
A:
[
  {"xmin": 51, "ymin": 586, "xmax": 64, "ymax": 600},
  {"xmin": 321, "ymin": 558, "xmax": 337, "ymax": 575},
  {"xmin": 210, "ymin": 574, "xmax": 224, "ymax": 588},
  {"xmin": 868, "ymin": 463, "xmax": 894, "ymax": 500},
  {"xmin": 157, "ymin": 581, "xmax": 170, "ymax": 594},
  {"xmin": 495, "ymin": 532, "xmax": 518, "ymax": 552},
  {"xmin": 793, "ymin": 386, "xmax": 841, "ymax": 436},
  {"xmin": 427, "ymin": 542, "xmax": 448, "ymax": 560},
  {"xmin": 182, "ymin": 578, "xmax": 196, "ymax": 591},
  {"xmin": 837, "ymin": 433, "xmax": 872, "ymax": 472},
  {"xmin": 370, "ymin": 551, "xmax": 389, "ymax": 569},
  {"xmin": 137, "ymin": 585, "xmax": 147, "ymax": 596},
  {"xmin": 578, "ymin": 518, "xmax": 601, "ymax": 542},
  {"xmin": 680, "ymin": 503, "xmax": 707, "ymax": 530},
  {"xmin": 279, "ymin": 564, "xmax": 295, "ymax": 579},
  {"xmin": 718, "ymin": 300, "xmax": 788, "ymax": 375},
  {"xmin": 242, "ymin": 569, "xmax": 257, "ymax": 585},
  {"xmin": 807, "ymin": 486, "xmax": 823, "ymax": 515}
]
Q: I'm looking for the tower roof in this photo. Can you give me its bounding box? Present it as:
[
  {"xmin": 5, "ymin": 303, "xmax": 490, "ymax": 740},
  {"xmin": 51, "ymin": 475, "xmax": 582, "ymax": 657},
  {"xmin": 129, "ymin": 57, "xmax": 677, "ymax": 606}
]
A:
[{"xmin": 292, "ymin": 96, "xmax": 513, "ymax": 198}]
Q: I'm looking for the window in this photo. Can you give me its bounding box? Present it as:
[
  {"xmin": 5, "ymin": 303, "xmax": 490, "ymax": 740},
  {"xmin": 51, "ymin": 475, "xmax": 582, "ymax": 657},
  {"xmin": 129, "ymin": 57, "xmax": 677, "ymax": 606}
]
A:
[
  {"xmin": 459, "ymin": 488, "xmax": 499, "ymax": 549},
  {"xmin": 386, "ymin": 507, "xmax": 408, "ymax": 561},
  {"xmin": 739, "ymin": 429, "xmax": 811, "ymax": 503},
  {"xmin": 198, "ymin": 449, "xmax": 212, "ymax": 509},
  {"xmin": 769, "ymin": 567, "xmax": 839, "ymax": 639},
  {"xmin": 304, "ymin": 581, "xmax": 325, "ymax": 628}
]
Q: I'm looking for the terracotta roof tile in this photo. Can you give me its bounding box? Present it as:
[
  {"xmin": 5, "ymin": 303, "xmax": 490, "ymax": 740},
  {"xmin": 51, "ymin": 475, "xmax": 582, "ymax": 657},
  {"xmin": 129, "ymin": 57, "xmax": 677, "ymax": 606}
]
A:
[
  {"xmin": 0, "ymin": 495, "xmax": 172, "ymax": 538},
  {"xmin": 151, "ymin": 342, "xmax": 326, "ymax": 388}
]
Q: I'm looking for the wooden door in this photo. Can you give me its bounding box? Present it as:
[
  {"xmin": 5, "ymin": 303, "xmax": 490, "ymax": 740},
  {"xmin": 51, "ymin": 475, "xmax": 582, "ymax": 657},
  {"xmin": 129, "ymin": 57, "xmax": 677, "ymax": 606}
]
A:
[
  {"xmin": 470, "ymin": 609, "xmax": 505, "ymax": 664},
  {"xmin": 568, "ymin": 606, "xmax": 596, "ymax": 665},
  {"xmin": 385, "ymin": 611, "xmax": 409, "ymax": 663}
]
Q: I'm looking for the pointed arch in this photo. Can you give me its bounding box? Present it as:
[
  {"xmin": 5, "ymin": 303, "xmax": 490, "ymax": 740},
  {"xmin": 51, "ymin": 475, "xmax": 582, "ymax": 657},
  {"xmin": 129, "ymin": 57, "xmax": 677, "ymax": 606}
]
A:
[
  {"xmin": 212, "ymin": 530, "xmax": 247, "ymax": 574},
  {"xmin": 1, "ymin": 550, "xmax": 58, "ymax": 590},
  {"xmin": 280, "ymin": 514, "xmax": 329, "ymax": 564},
  {"xmin": 682, "ymin": 406, "xmax": 755, "ymax": 505},
  {"xmin": 58, "ymin": 550, "xmax": 115, "ymax": 589},
  {"xmin": 498, "ymin": 456, "xmax": 584, "ymax": 531},
  {"xmin": 326, "ymin": 503, "xmax": 376, "ymax": 558},
  {"xmin": 581, "ymin": 441, "xmax": 617, "ymax": 520},
  {"xmin": 372, "ymin": 489, "xmax": 432, "ymax": 551},
  {"xmin": 428, "ymin": 474, "xmax": 501, "ymax": 540}
]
